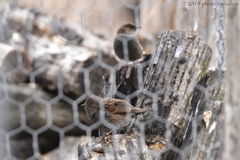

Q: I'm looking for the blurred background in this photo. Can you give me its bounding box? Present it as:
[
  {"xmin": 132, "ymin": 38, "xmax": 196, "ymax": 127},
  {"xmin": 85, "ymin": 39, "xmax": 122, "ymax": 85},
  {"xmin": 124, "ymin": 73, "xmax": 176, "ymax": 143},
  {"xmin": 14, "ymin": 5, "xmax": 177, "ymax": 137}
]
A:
[{"xmin": 0, "ymin": 0, "xmax": 234, "ymax": 159}]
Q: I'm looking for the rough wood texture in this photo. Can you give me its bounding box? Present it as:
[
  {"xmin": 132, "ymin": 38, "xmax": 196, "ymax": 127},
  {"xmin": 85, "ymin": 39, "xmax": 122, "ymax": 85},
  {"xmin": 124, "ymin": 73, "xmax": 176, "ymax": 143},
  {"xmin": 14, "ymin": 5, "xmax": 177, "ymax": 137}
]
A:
[
  {"xmin": 184, "ymin": 68, "xmax": 224, "ymax": 160},
  {"xmin": 136, "ymin": 30, "xmax": 212, "ymax": 159},
  {"xmin": 78, "ymin": 30, "xmax": 216, "ymax": 159},
  {"xmin": 78, "ymin": 133, "xmax": 154, "ymax": 160}
]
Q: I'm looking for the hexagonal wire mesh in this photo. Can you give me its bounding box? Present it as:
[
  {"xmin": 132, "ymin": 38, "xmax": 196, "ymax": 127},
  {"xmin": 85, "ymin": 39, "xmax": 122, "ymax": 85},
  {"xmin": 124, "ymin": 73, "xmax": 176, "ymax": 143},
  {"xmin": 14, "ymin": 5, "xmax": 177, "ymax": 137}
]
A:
[{"xmin": 0, "ymin": 0, "xmax": 226, "ymax": 159}]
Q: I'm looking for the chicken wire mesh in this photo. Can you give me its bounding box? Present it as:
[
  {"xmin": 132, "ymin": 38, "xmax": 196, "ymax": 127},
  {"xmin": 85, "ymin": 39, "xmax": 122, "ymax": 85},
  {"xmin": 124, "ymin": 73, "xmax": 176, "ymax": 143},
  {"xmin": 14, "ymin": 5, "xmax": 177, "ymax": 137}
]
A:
[{"xmin": 0, "ymin": 0, "xmax": 231, "ymax": 159}]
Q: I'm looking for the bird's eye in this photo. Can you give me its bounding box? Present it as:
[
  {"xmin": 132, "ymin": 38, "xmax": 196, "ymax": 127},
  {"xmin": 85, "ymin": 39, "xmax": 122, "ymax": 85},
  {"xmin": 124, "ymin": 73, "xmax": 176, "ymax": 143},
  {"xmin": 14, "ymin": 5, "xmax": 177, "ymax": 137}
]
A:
[{"xmin": 90, "ymin": 102, "xmax": 93, "ymax": 105}]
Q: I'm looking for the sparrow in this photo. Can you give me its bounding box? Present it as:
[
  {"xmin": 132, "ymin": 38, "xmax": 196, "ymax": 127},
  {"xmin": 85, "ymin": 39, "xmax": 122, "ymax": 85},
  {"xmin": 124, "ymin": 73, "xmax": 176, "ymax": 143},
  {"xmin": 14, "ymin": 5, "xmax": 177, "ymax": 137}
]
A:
[
  {"xmin": 114, "ymin": 23, "xmax": 144, "ymax": 62},
  {"xmin": 82, "ymin": 95, "xmax": 152, "ymax": 134}
]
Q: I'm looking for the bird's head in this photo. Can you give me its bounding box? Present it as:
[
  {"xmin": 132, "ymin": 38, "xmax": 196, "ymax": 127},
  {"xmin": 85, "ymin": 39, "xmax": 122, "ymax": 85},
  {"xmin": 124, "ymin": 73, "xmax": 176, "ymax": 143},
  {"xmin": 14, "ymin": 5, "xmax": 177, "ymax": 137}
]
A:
[
  {"xmin": 117, "ymin": 23, "xmax": 141, "ymax": 34},
  {"xmin": 81, "ymin": 95, "xmax": 102, "ymax": 110}
]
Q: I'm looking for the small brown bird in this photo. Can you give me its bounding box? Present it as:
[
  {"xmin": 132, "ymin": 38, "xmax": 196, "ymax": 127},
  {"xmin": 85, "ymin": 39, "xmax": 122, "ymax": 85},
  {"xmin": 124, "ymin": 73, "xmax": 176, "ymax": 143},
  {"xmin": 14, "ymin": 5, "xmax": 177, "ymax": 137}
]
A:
[
  {"xmin": 82, "ymin": 95, "xmax": 152, "ymax": 134},
  {"xmin": 114, "ymin": 23, "xmax": 144, "ymax": 62}
]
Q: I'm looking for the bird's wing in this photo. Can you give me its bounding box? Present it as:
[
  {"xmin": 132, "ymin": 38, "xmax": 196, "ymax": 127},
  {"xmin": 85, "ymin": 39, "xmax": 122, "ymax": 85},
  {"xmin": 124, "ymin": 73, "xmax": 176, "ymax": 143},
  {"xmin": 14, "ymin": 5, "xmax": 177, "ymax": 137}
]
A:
[
  {"xmin": 104, "ymin": 99, "xmax": 130, "ymax": 114},
  {"xmin": 104, "ymin": 98, "xmax": 152, "ymax": 114}
]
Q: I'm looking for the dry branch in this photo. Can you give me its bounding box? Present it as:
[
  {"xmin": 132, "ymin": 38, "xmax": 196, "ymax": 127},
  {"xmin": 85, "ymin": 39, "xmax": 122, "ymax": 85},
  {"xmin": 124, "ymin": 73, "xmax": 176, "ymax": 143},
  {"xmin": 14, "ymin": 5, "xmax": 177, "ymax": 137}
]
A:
[{"xmin": 135, "ymin": 31, "xmax": 211, "ymax": 159}]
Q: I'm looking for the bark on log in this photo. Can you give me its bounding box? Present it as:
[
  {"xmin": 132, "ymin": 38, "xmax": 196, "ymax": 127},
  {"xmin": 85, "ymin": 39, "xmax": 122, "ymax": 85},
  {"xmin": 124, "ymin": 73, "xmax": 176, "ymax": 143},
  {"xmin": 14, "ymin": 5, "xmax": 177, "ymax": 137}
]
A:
[
  {"xmin": 136, "ymin": 30, "xmax": 212, "ymax": 159},
  {"xmin": 184, "ymin": 68, "xmax": 224, "ymax": 160},
  {"xmin": 78, "ymin": 30, "xmax": 219, "ymax": 159},
  {"xmin": 78, "ymin": 69, "xmax": 223, "ymax": 160},
  {"xmin": 78, "ymin": 133, "xmax": 154, "ymax": 160}
]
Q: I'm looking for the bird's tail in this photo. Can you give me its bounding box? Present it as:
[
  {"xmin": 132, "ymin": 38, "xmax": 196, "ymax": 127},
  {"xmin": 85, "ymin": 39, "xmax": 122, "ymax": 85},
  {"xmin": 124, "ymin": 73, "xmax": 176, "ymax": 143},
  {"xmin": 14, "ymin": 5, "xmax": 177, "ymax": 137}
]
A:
[
  {"xmin": 131, "ymin": 108, "xmax": 153, "ymax": 114},
  {"xmin": 141, "ymin": 108, "xmax": 153, "ymax": 112}
]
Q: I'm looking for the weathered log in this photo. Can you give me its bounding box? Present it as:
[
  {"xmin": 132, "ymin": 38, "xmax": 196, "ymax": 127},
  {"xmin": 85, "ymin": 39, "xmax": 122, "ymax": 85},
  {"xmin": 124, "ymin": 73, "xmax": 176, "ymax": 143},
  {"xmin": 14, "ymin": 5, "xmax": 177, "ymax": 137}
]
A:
[
  {"xmin": 100, "ymin": 69, "xmax": 223, "ymax": 159},
  {"xmin": 27, "ymin": 36, "xmax": 118, "ymax": 97},
  {"xmin": 0, "ymin": 43, "xmax": 30, "ymax": 83},
  {"xmin": 78, "ymin": 30, "xmax": 215, "ymax": 159},
  {"xmin": 2, "ymin": 8, "xmax": 83, "ymax": 44},
  {"xmin": 136, "ymin": 31, "xmax": 212, "ymax": 159},
  {"xmin": 1, "ymin": 8, "xmax": 119, "ymax": 97},
  {"xmin": 78, "ymin": 132, "xmax": 154, "ymax": 160},
  {"xmin": 0, "ymin": 83, "xmax": 91, "ymax": 133},
  {"xmin": 3, "ymin": 7, "xmax": 116, "ymax": 57},
  {"xmin": 183, "ymin": 68, "xmax": 224, "ymax": 159}
]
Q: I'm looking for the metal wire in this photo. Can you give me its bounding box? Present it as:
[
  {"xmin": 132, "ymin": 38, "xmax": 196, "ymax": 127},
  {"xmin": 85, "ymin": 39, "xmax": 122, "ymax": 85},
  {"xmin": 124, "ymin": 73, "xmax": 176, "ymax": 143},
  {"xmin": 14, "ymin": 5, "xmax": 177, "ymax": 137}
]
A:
[{"xmin": 0, "ymin": 0, "xmax": 226, "ymax": 159}]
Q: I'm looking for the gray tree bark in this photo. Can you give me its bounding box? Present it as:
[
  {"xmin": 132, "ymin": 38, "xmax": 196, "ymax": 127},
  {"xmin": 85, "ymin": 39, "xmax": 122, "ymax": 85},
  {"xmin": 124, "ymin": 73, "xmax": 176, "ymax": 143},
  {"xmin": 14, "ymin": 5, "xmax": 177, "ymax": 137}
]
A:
[
  {"xmin": 185, "ymin": 68, "xmax": 224, "ymax": 160},
  {"xmin": 78, "ymin": 30, "xmax": 225, "ymax": 159},
  {"xmin": 135, "ymin": 30, "xmax": 212, "ymax": 159}
]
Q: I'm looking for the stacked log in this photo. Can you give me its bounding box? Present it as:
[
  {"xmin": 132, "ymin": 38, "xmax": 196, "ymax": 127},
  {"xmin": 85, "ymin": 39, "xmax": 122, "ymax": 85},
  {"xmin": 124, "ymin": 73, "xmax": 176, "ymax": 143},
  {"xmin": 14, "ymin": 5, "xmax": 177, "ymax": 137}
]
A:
[
  {"xmin": 78, "ymin": 30, "xmax": 224, "ymax": 159},
  {"xmin": 0, "ymin": 7, "xmax": 119, "ymax": 159}
]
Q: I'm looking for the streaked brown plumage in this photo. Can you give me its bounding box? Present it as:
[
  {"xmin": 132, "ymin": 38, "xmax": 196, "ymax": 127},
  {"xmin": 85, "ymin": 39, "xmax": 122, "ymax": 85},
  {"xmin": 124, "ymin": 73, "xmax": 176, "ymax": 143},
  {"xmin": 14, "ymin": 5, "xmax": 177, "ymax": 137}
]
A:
[
  {"xmin": 82, "ymin": 95, "xmax": 152, "ymax": 133},
  {"xmin": 114, "ymin": 23, "xmax": 144, "ymax": 62}
]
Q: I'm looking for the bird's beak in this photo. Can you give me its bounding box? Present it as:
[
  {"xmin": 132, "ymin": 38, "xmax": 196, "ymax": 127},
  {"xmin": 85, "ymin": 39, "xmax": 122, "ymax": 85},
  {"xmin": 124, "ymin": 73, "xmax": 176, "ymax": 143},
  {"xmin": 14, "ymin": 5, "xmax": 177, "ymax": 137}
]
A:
[
  {"xmin": 81, "ymin": 103, "xmax": 86, "ymax": 107},
  {"xmin": 136, "ymin": 26, "xmax": 142, "ymax": 29}
]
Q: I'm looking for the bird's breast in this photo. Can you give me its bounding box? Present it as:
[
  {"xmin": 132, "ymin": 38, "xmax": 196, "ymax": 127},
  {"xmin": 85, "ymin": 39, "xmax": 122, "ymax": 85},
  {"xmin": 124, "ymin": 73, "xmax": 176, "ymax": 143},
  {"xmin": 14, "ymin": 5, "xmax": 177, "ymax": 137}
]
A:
[{"xmin": 114, "ymin": 34, "xmax": 143, "ymax": 61}]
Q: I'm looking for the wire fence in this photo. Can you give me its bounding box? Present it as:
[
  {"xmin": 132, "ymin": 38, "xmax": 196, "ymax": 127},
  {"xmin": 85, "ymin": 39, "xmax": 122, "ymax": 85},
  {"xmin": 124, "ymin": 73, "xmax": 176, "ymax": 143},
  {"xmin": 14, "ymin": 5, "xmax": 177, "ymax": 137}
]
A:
[{"xmin": 0, "ymin": 0, "xmax": 227, "ymax": 159}]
